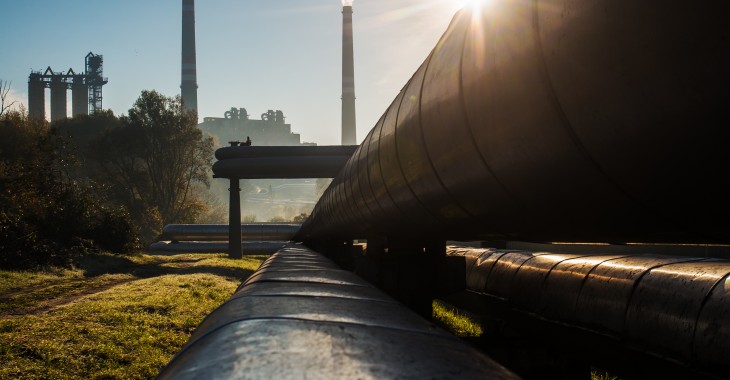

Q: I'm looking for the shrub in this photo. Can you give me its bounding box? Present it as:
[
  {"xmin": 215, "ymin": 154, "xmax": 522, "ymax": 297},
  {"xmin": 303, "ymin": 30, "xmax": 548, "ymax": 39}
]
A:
[
  {"xmin": 92, "ymin": 206, "xmax": 141, "ymax": 254},
  {"xmin": 0, "ymin": 111, "xmax": 141, "ymax": 269}
]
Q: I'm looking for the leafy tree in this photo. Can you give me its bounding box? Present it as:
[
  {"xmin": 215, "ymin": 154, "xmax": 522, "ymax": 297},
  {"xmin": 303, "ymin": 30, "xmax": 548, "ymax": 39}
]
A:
[
  {"xmin": 0, "ymin": 111, "xmax": 139, "ymax": 269},
  {"xmin": 90, "ymin": 91, "xmax": 213, "ymax": 231},
  {"xmin": 292, "ymin": 213, "xmax": 309, "ymax": 223},
  {"xmin": 1, "ymin": 89, "xmax": 217, "ymax": 268}
]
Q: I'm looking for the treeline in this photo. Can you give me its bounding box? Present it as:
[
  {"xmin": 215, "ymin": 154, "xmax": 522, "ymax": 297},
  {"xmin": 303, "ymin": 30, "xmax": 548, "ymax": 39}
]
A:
[{"xmin": 0, "ymin": 91, "xmax": 213, "ymax": 269}]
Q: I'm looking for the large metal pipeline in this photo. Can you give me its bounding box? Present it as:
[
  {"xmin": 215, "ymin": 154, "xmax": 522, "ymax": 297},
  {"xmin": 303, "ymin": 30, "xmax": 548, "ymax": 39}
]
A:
[
  {"xmin": 148, "ymin": 241, "xmax": 285, "ymax": 255},
  {"xmin": 158, "ymin": 245, "xmax": 520, "ymax": 379},
  {"xmin": 160, "ymin": 223, "xmax": 300, "ymax": 242},
  {"xmin": 149, "ymin": 224, "xmax": 299, "ymax": 254},
  {"xmin": 213, "ymin": 146, "xmax": 357, "ymax": 179},
  {"xmin": 214, "ymin": 145, "xmax": 357, "ymax": 160},
  {"xmin": 449, "ymin": 246, "xmax": 730, "ymax": 376},
  {"xmin": 298, "ymin": 0, "xmax": 730, "ymax": 244}
]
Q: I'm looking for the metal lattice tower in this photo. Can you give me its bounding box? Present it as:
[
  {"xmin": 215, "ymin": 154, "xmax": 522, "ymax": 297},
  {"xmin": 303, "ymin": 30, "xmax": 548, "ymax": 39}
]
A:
[{"xmin": 85, "ymin": 52, "xmax": 108, "ymax": 114}]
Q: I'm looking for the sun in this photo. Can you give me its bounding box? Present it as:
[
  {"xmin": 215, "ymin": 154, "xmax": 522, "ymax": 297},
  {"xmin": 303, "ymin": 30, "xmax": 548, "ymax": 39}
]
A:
[{"xmin": 451, "ymin": 0, "xmax": 490, "ymax": 12}]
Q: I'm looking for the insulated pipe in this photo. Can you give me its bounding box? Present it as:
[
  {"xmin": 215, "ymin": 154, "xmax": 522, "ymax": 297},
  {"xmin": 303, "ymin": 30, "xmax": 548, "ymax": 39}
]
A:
[
  {"xmin": 215, "ymin": 145, "xmax": 358, "ymax": 161},
  {"xmin": 158, "ymin": 245, "xmax": 521, "ymax": 379},
  {"xmin": 148, "ymin": 241, "xmax": 285, "ymax": 255},
  {"xmin": 212, "ymin": 146, "xmax": 358, "ymax": 179},
  {"xmin": 449, "ymin": 246, "xmax": 730, "ymax": 375},
  {"xmin": 213, "ymin": 156, "xmax": 355, "ymax": 179},
  {"xmin": 181, "ymin": 0, "xmax": 198, "ymax": 113},
  {"xmin": 299, "ymin": 1, "xmax": 730, "ymax": 244},
  {"xmin": 160, "ymin": 224, "xmax": 301, "ymax": 242}
]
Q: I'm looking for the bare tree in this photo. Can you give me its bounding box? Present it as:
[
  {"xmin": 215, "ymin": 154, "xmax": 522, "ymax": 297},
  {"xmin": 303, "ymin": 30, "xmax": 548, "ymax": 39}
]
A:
[{"xmin": 0, "ymin": 80, "xmax": 17, "ymax": 116}]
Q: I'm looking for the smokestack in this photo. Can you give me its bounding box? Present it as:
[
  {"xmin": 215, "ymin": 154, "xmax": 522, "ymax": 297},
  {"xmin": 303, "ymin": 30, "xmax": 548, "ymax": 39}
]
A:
[
  {"xmin": 181, "ymin": 0, "xmax": 198, "ymax": 114},
  {"xmin": 341, "ymin": 3, "xmax": 356, "ymax": 145}
]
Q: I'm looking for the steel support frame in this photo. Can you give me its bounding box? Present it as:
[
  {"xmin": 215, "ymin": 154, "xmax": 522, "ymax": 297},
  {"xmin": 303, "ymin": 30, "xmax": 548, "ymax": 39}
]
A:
[{"xmin": 228, "ymin": 178, "xmax": 242, "ymax": 259}]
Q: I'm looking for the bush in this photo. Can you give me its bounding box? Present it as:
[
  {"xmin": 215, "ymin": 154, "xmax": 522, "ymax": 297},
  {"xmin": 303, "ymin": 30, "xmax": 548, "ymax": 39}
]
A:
[
  {"xmin": 0, "ymin": 111, "xmax": 141, "ymax": 269},
  {"xmin": 92, "ymin": 206, "xmax": 141, "ymax": 254},
  {"xmin": 0, "ymin": 213, "xmax": 83, "ymax": 269}
]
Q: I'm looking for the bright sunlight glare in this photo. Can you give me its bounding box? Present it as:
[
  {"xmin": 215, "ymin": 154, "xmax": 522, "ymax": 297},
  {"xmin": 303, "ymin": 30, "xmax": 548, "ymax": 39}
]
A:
[{"xmin": 451, "ymin": 0, "xmax": 490, "ymax": 12}]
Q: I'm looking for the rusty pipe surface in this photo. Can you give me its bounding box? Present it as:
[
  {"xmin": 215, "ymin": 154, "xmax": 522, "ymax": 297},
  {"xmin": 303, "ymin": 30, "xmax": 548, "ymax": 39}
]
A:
[{"xmin": 298, "ymin": 1, "xmax": 730, "ymax": 244}]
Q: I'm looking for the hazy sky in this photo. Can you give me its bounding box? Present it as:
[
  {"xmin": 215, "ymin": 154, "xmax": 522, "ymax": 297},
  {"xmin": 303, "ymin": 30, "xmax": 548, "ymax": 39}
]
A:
[{"xmin": 2, "ymin": 0, "xmax": 464, "ymax": 145}]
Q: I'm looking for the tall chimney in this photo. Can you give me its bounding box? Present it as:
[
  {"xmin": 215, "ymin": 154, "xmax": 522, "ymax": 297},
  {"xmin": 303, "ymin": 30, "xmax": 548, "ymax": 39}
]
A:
[
  {"xmin": 341, "ymin": 5, "xmax": 357, "ymax": 145},
  {"xmin": 181, "ymin": 0, "xmax": 198, "ymax": 114}
]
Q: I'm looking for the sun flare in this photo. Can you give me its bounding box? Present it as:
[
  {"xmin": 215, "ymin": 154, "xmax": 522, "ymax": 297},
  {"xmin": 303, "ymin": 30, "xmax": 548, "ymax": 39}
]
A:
[{"xmin": 451, "ymin": 0, "xmax": 490, "ymax": 12}]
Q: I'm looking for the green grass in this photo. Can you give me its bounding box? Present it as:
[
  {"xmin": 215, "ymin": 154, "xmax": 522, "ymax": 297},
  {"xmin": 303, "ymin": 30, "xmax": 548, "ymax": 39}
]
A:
[
  {"xmin": 431, "ymin": 301, "xmax": 623, "ymax": 379},
  {"xmin": 2, "ymin": 254, "xmax": 624, "ymax": 379},
  {"xmin": 432, "ymin": 300, "xmax": 483, "ymax": 337},
  {"xmin": 0, "ymin": 252, "xmax": 266, "ymax": 379},
  {"xmin": 591, "ymin": 369, "xmax": 620, "ymax": 380}
]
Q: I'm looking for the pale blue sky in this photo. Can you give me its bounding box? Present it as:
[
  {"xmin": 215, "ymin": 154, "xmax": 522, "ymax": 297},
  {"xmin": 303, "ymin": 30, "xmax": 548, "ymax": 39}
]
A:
[{"xmin": 2, "ymin": 0, "xmax": 462, "ymax": 145}]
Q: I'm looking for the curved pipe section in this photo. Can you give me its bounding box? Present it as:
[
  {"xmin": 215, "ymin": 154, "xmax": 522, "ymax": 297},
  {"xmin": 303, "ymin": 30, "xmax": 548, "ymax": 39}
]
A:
[
  {"xmin": 450, "ymin": 247, "xmax": 730, "ymax": 374},
  {"xmin": 299, "ymin": 1, "xmax": 730, "ymax": 244}
]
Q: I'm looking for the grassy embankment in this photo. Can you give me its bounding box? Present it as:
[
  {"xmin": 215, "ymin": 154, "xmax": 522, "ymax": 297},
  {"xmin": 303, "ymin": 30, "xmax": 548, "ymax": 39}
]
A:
[
  {"xmin": 1, "ymin": 253, "xmax": 617, "ymax": 380},
  {"xmin": 0, "ymin": 252, "xmax": 266, "ymax": 379}
]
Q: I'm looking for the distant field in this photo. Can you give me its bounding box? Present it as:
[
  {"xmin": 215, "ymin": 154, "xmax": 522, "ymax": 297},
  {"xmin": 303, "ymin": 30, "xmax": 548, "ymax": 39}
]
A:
[{"xmin": 0, "ymin": 252, "xmax": 266, "ymax": 379}]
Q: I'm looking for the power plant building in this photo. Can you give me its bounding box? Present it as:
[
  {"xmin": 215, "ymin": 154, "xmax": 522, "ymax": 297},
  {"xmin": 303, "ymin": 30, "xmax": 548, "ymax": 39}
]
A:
[{"xmin": 198, "ymin": 108, "xmax": 311, "ymax": 147}]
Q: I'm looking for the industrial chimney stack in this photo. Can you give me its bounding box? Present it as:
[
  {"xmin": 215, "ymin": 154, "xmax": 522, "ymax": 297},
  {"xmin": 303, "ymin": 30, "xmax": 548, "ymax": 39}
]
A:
[
  {"xmin": 341, "ymin": 5, "xmax": 357, "ymax": 145},
  {"xmin": 181, "ymin": 0, "xmax": 198, "ymax": 114}
]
